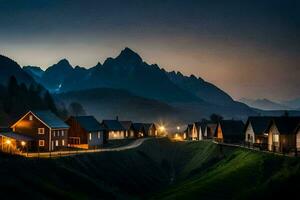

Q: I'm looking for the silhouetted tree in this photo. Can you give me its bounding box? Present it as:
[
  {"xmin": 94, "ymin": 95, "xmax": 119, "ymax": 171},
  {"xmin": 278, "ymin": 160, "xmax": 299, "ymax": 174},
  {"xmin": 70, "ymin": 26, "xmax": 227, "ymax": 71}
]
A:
[
  {"xmin": 210, "ymin": 113, "xmax": 223, "ymax": 123},
  {"xmin": 68, "ymin": 102, "xmax": 86, "ymax": 116},
  {"xmin": 44, "ymin": 91, "xmax": 57, "ymax": 114},
  {"xmin": 283, "ymin": 110, "xmax": 289, "ymax": 117}
]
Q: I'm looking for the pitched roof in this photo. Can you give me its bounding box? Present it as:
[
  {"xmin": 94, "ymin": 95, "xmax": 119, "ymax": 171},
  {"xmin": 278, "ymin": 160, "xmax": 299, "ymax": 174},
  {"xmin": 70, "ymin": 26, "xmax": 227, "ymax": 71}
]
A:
[
  {"xmin": 102, "ymin": 120, "xmax": 126, "ymax": 131},
  {"xmin": 33, "ymin": 110, "xmax": 69, "ymax": 129},
  {"xmin": 246, "ymin": 116, "xmax": 274, "ymax": 135},
  {"xmin": 119, "ymin": 121, "xmax": 132, "ymax": 130},
  {"xmin": 186, "ymin": 124, "xmax": 193, "ymax": 131},
  {"xmin": 206, "ymin": 123, "xmax": 217, "ymax": 133},
  {"xmin": 217, "ymin": 120, "xmax": 244, "ymax": 138},
  {"xmin": 143, "ymin": 123, "xmax": 156, "ymax": 132},
  {"xmin": 270, "ymin": 117, "xmax": 300, "ymax": 135},
  {"xmin": 0, "ymin": 128, "xmax": 34, "ymax": 141},
  {"xmin": 72, "ymin": 116, "xmax": 104, "ymax": 132},
  {"xmin": 131, "ymin": 123, "xmax": 144, "ymax": 131},
  {"xmin": 194, "ymin": 121, "xmax": 202, "ymax": 132}
]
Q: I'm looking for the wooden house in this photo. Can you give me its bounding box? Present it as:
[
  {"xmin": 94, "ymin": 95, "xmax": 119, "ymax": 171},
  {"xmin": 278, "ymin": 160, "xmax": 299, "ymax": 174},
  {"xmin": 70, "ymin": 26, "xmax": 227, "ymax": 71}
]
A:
[
  {"xmin": 204, "ymin": 123, "xmax": 217, "ymax": 139},
  {"xmin": 130, "ymin": 123, "xmax": 145, "ymax": 138},
  {"xmin": 214, "ymin": 120, "xmax": 244, "ymax": 143},
  {"xmin": 102, "ymin": 120, "xmax": 126, "ymax": 140},
  {"xmin": 186, "ymin": 124, "xmax": 198, "ymax": 140},
  {"xmin": 66, "ymin": 116, "xmax": 105, "ymax": 149},
  {"xmin": 143, "ymin": 123, "xmax": 157, "ymax": 137},
  {"xmin": 193, "ymin": 122, "xmax": 203, "ymax": 140},
  {"xmin": 11, "ymin": 110, "xmax": 69, "ymax": 152},
  {"xmin": 266, "ymin": 117, "xmax": 300, "ymax": 153},
  {"xmin": 244, "ymin": 117, "xmax": 273, "ymax": 149},
  {"xmin": 119, "ymin": 121, "xmax": 133, "ymax": 138}
]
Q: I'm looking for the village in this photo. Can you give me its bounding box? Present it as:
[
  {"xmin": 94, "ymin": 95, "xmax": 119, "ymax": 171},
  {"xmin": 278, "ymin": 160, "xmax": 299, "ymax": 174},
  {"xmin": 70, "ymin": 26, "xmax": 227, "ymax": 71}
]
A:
[
  {"xmin": 0, "ymin": 110, "xmax": 299, "ymax": 157},
  {"xmin": 183, "ymin": 116, "xmax": 300, "ymax": 155}
]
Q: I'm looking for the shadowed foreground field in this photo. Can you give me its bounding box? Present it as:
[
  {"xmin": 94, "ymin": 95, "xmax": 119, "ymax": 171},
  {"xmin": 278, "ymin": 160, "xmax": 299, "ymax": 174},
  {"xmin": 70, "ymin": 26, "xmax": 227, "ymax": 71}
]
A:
[{"xmin": 0, "ymin": 138, "xmax": 299, "ymax": 199}]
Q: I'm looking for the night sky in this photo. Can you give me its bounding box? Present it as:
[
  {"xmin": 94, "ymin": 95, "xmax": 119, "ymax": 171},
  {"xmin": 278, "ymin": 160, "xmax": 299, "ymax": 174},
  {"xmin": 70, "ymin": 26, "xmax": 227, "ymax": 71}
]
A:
[{"xmin": 0, "ymin": 0, "xmax": 299, "ymax": 101}]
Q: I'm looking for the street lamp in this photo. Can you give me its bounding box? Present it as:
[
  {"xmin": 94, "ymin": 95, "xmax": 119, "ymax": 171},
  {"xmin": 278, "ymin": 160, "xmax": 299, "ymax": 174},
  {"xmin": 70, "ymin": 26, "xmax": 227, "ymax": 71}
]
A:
[
  {"xmin": 21, "ymin": 141, "xmax": 26, "ymax": 146},
  {"xmin": 6, "ymin": 139, "xmax": 11, "ymax": 145},
  {"xmin": 176, "ymin": 126, "xmax": 180, "ymax": 131}
]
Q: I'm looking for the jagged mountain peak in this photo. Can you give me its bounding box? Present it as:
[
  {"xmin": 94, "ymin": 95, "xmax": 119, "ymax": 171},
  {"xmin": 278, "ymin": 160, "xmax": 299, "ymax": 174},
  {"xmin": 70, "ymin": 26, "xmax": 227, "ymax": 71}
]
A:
[
  {"xmin": 53, "ymin": 58, "xmax": 73, "ymax": 69},
  {"xmin": 115, "ymin": 47, "xmax": 143, "ymax": 64}
]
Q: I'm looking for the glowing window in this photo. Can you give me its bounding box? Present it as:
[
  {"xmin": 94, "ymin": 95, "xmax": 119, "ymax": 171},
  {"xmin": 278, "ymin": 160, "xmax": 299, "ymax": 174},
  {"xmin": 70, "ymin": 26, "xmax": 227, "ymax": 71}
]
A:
[
  {"xmin": 39, "ymin": 140, "xmax": 45, "ymax": 147},
  {"xmin": 62, "ymin": 140, "xmax": 65, "ymax": 146},
  {"xmin": 29, "ymin": 115, "xmax": 33, "ymax": 121},
  {"xmin": 89, "ymin": 133, "xmax": 92, "ymax": 140},
  {"xmin": 55, "ymin": 140, "xmax": 59, "ymax": 146},
  {"xmin": 273, "ymin": 134, "xmax": 279, "ymax": 142},
  {"xmin": 98, "ymin": 132, "xmax": 100, "ymax": 139},
  {"xmin": 38, "ymin": 128, "xmax": 45, "ymax": 134}
]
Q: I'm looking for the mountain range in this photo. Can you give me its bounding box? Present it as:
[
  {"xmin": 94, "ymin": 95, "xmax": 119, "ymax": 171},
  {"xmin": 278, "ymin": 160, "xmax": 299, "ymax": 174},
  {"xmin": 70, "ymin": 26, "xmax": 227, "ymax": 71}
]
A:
[
  {"xmin": 0, "ymin": 55, "xmax": 35, "ymax": 86},
  {"xmin": 239, "ymin": 98, "xmax": 291, "ymax": 110},
  {"xmin": 2, "ymin": 48, "xmax": 299, "ymax": 123},
  {"xmin": 22, "ymin": 48, "xmax": 258, "ymax": 120}
]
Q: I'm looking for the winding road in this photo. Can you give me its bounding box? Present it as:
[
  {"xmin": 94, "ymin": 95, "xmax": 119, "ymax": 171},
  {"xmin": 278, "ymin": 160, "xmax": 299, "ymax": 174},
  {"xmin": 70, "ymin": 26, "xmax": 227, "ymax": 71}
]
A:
[{"xmin": 20, "ymin": 138, "xmax": 148, "ymax": 158}]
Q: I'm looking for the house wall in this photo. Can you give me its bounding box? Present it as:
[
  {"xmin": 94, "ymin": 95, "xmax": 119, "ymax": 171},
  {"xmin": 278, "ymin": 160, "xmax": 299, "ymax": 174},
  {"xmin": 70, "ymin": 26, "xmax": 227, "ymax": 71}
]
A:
[
  {"xmin": 268, "ymin": 123, "xmax": 296, "ymax": 152},
  {"xmin": 268, "ymin": 124, "xmax": 278, "ymax": 151},
  {"xmin": 245, "ymin": 123, "xmax": 255, "ymax": 144},
  {"xmin": 51, "ymin": 129, "xmax": 69, "ymax": 151},
  {"xmin": 12, "ymin": 112, "xmax": 50, "ymax": 152},
  {"xmin": 66, "ymin": 117, "xmax": 88, "ymax": 145},
  {"xmin": 148, "ymin": 126, "xmax": 157, "ymax": 137},
  {"xmin": 197, "ymin": 127, "xmax": 202, "ymax": 140},
  {"xmin": 108, "ymin": 131, "xmax": 125, "ymax": 140},
  {"xmin": 215, "ymin": 124, "xmax": 223, "ymax": 142},
  {"xmin": 280, "ymin": 134, "xmax": 296, "ymax": 152},
  {"xmin": 297, "ymin": 129, "xmax": 300, "ymax": 151},
  {"xmin": 204, "ymin": 127, "xmax": 208, "ymax": 138},
  {"xmin": 87, "ymin": 131, "xmax": 104, "ymax": 148},
  {"xmin": 189, "ymin": 125, "xmax": 198, "ymax": 140}
]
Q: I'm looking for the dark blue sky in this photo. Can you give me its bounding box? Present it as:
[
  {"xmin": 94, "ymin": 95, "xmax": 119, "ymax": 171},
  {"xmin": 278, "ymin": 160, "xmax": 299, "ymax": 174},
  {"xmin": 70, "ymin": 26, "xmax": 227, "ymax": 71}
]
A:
[{"xmin": 0, "ymin": 0, "xmax": 299, "ymax": 101}]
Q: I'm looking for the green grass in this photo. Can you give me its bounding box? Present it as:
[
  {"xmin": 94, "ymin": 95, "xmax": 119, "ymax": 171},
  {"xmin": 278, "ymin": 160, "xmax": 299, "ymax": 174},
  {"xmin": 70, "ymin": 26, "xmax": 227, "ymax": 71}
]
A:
[{"xmin": 0, "ymin": 138, "xmax": 299, "ymax": 199}]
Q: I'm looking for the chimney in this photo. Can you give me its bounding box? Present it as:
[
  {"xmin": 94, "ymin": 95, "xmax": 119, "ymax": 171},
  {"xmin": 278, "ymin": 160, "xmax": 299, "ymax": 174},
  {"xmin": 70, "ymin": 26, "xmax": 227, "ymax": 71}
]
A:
[{"xmin": 116, "ymin": 116, "xmax": 119, "ymax": 121}]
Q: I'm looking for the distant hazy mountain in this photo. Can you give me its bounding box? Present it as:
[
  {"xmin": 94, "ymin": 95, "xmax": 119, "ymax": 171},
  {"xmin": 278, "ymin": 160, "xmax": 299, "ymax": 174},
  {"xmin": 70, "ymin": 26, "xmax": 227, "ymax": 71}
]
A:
[
  {"xmin": 57, "ymin": 88, "xmax": 181, "ymax": 123},
  {"xmin": 167, "ymin": 71, "xmax": 235, "ymax": 106},
  {"xmin": 239, "ymin": 98, "xmax": 291, "ymax": 110},
  {"xmin": 0, "ymin": 55, "xmax": 36, "ymax": 86},
  {"xmin": 281, "ymin": 98, "xmax": 300, "ymax": 110}
]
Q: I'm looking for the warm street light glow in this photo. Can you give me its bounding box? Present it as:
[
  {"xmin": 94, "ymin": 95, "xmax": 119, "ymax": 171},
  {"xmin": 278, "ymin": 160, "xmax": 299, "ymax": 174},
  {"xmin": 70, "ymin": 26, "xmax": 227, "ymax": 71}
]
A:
[
  {"xmin": 6, "ymin": 139, "xmax": 11, "ymax": 145},
  {"xmin": 159, "ymin": 126, "xmax": 165, "ymax": 132},
  {"xmin": 177, "ymin": 126, "xmax": 180, "ymax": 130},
  {"xmin": 21, "ymin": 141, "xmax": 26, "ymax": 146}
]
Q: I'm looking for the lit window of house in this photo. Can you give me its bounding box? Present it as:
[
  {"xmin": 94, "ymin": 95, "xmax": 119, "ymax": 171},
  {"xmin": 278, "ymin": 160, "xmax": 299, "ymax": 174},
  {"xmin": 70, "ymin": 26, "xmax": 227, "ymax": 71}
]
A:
[
  {"xmin": 57, "ymin": 131, "xmax": 60, "ymax": 137},
  {"xmin": 273, "ymin": 134, "xmax": 279, "ymax": 142},
  {"xmin": 55, "ymin": 140, "xmax": 59, "ymax": 146},
  {"xmin": 98, "ymin": 132, "xmax": 100, "ymax": 139},
  {"xmin": 61, "ymin": 130, "xmax": 64, "ymax": 137},
  {"xmin": 62, "ymin": 139, "xmax": 65, "ymax": 146},
  {"xmin": 38, "ymin": 128, "xmax": 45, "ymax": 134},
  {"xmin": 53, "ymin": 131, "xmax": 56, "ymax": 137},
  {"xmin": 89, "ymin": 133, "xmax": 92, "ymax": 140},
  {"xmin": 29, "ymin": 115, "xmax": 33, "ymax": 121},
  {"xmin": 39, "ymin": 140, "xmax": 45, "ymax": 146}
]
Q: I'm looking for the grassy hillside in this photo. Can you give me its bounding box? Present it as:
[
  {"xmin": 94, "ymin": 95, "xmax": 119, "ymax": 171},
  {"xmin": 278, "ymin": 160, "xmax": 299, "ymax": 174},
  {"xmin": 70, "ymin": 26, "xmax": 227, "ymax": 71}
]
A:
[
  {"xmin": 0, "ymin": 139, "xmax": 299, "ymax": 199},
  {"xmin": 154, "ymin": 143, "xmax": 300, "ymax": 200}
]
